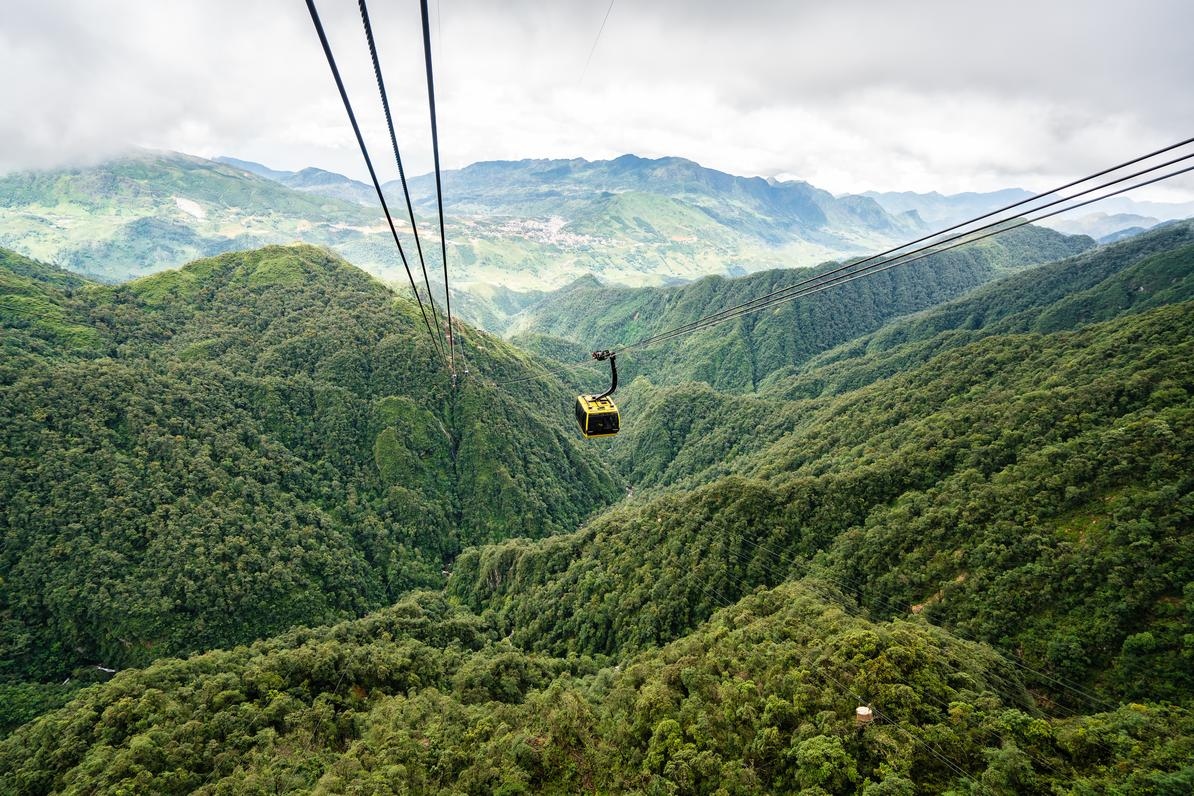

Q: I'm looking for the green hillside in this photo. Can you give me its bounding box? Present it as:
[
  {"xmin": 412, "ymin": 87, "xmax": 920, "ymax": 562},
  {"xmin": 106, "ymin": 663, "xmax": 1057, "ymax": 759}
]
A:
[
  {"xmin": 510, "ymin": 224, "xmax": 1093, "ymax": 391},
  {"xmin": 7, "ymin": 586, "xmax": 1191, "ymax": 794},
  {"xmin": 0, "ymin": 245, "xmax": 620, "ymax": 685},
  {"xmin": 1, "ymin": 228, "xmax": 1192, "ymax": 793},
  {"xmin": 451, "ymin": 302, "xmax": 1194, "ymax": 702},
  {"xmin": 0, "ymin": 247, "xmax": 99, "ymax": 358},
  {"xmin": 762, "ymin": 219, "xmax": 1194, "ymax": 399},
  {"xmin": 0, "ymin": 152, "xmax": 387, "ymax": 282}
]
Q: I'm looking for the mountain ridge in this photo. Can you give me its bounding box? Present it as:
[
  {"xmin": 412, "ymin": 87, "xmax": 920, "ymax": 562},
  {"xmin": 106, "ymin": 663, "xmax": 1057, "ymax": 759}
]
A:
[{"xmin": 1, "ymin": 150, "xmax": 928, "ymax": 292}]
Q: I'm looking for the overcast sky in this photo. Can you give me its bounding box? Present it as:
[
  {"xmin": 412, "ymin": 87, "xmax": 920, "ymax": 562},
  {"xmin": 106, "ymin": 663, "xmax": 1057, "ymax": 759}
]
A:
[{"xmin": 2, "ymin": 0, "xmax": 1192, "ymax": 199}]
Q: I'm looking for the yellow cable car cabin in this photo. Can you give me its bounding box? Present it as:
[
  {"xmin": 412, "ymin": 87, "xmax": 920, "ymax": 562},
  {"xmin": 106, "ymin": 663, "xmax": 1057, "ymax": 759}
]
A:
[
  {"xmin": 576, "ymin": 350, "xmax": 620, "ymax": 438},
  {"xmin": 576, "ymin": 394, "xmax": 620, "ymax": 438}
]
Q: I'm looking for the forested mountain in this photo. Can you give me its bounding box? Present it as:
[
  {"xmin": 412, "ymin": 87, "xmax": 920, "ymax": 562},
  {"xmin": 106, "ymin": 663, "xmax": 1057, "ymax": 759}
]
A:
[
  {"xmin": 508, "ymin": 224, "xmax": 1093, "ymax": 391},
  {"xmin": 0, "ymin": 244, "xmax": 620, "ymax": 686},
  {"xmin": 760, "ymin": 220, "xmax": 1194, "ymax": 399},
  {"xmin": 0, "ymin": 152, "xmax": 389, "ymax": 282},
  {"xmin": 2, "ymin": 225, "xmax": 1192, "ymax": 793},
  {"xmin": 0, "ymin": 151, "xmax": 928, "ymax": 294},
  {"xmin": 6, "ymin": 587, "xmax": 1191, "ymax": 794},
  {"xmin": 860, "ymin": 187, "xmax": 1035, "ymax": 228},
  {"xmin": 457, "ymin": 298, "xmax": 1193, "ymax": 702}
]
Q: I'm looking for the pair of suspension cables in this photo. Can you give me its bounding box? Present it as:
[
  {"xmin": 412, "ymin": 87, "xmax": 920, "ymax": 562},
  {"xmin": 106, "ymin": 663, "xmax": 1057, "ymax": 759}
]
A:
[
  {"xmin": 305, "ymin": 0, "xmax": 456, "ymax": 376},
  {"xmin": 498, "ymin": 135, "xmax": 1194, "ymax": 388},
  {"xmin": 624, "ymin": 136, "xmax": 1194, "ymax": 350}
]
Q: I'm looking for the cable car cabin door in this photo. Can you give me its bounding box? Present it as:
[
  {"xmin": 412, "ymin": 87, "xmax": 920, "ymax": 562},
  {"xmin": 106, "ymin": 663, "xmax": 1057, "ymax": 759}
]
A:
[{"xmin": 575, "ymin": 395, "xmax": 620, "ymax": 438}]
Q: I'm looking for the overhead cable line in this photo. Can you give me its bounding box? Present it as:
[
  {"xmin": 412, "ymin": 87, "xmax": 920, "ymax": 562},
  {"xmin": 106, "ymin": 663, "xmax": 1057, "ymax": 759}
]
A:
[
  {"xmin": 637, "ymin": 159, "xmax": 1194, "ymax": 347},
  {"xmin": 720, "ymin": 530, "xmax": 1116, "ymax": 743},
  {"xmin": 304, "ymin": 0, "xmax": 445, "ymax": 362},
  {"xmin": 702, "ymin": 557, "xmax": 1066, "ymax": 775},
  {"xmin": 580, "ymin": 0, "xmax": 615, "ymax": 84},
  {"xmin": 357, "ymin": 0, "xmax": 446, "ymax": 356},
  {"xmin": 804, "ymin": 570, "xmax": 1121, "ymax": 715},
  {"xmin": 421, "ymin": 0, "xmax": 455, "ymax": 375},
  {"xmin": 816, "ymin": 665, "xmax": 978, "ymax": 787},
  {"xmin": 494, "ymin": 147, "xmax": 1194, "ymax": 386},
  {"xmin": 626, "ymin": 146, "xmax": 1194, "ymax": 349},
  {"xmin": 691, "ymin": 527, "xmax": 1099, "ymax": 769}
]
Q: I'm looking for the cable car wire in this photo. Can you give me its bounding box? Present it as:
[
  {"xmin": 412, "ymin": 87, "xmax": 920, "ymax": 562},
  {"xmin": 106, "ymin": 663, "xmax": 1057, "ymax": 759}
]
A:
[
  {"xmin": 694, "ymin": 478, "xmax": 1128, "ymax": 724},
  {"xmin": 357, "ymin": 0, "xmax": 446, "ymax": 356},
  {"xmin": 697, "ymin": 552, "xmax": 1069, "ymax": 773},
  {"xmin": 627, "ymin": 155, "xmax": 1194, "ymax": 350},
  {"xmin": 625, "ymin": 143, "xmax": 1194, "ymax": 351},
  {"xmin": 421, "ymin": 0, "xmax": 455, "ymax": 375},
  {"xmin": 581, "ymin": 0, "xmax": 615, "ymax": 84},
  {"xmin": 494, "ymin": 151, "xmax": 1194, "ymax": 386},
  {"xmin": 640, "ymin": 160, "xmax": 1194, "ymax": 347},
  {"xmin": 816, "ymin": 666, "xmax": 978, "ymax": 786},
  {"xmin": 304, "ymin": 0, "xmax": 445, "ymax": 362}
]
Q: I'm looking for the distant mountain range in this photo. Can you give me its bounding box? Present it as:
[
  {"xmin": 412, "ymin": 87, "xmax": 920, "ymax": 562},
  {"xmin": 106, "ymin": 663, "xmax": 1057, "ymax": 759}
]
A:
[
  {"xmin": 1044, "ymin": 211, "xmax": 1162, "ymax": 242},
  {"xmin": 0, "ymin": 151, "xmax": 383, "ymax": 283},
  {"xmin": 0, "ymin": 151, "xmax": 925, "ymax": 292},
  {"xmin": 215, "ymin": 156, "xmax": 378, "ymax": 206},
  {"xmin": 860, "ymin": 188, "xmax": 1192, "ymax": 242},
  {"xmin": 4, "ymin": 150, "xmax": 1191, "ymax": 307}
]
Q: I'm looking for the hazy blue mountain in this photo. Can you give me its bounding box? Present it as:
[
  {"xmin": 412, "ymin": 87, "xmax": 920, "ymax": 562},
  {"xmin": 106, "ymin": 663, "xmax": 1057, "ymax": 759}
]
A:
[
  {"xmin": 862, "ymin": 186, "xmax": 1193, "ymax": 233},
  {"xmin": 215, "ymin": 157, "xmax": 377, "ymax": 206},
  {"xmin": 212, "ymin": 155, "xmax": 294, "ymax": 182},
  {"xmin": 1046, "ymin": 210, "xmax": 1160, "ymax": 240},
  {"xmin": 861, "ymin": 187, "xmax": 1034, "ymax": 227},
  {"xmin": 1098, "ymin": 225, "xmax": 1150, "ymax": 243}
]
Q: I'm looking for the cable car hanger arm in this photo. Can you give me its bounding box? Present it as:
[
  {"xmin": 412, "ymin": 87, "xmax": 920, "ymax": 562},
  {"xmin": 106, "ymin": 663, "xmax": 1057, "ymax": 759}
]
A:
[{"xmin": 592, "ymin": 350, "xmax": 617, "ymax": 399}]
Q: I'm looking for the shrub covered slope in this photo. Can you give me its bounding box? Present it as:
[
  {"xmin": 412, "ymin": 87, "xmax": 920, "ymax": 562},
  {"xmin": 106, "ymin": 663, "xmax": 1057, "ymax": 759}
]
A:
[{"xmin": 1, "ymin": 227, "xmax": 1192, "ymax": 793}]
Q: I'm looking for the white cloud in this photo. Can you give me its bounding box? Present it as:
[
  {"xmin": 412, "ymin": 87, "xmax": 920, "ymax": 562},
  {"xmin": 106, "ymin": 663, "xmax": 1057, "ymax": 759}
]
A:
[{"xmin": 2, "ymin": 0, "xmax": 1192, "ymax": 201}]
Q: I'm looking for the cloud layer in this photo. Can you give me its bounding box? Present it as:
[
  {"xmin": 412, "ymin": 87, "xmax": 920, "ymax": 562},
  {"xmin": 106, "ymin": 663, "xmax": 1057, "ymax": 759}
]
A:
[{"xmin": 3, "ymin": 0, "xmax": 1192, "ymax": 199}]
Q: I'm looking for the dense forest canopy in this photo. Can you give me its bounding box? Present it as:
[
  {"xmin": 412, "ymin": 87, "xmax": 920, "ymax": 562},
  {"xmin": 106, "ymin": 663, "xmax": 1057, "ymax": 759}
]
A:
[
  {"xmin": 506, "ymin": 224, "xmax": 1093, "ymax": 392},
  {"xmin": 0, "ymin": 245, "xmax": 621, "ymax": 684},
  {"xmin": 1, "ymin": 223, "xmax": 1191, "ymax": 793}
]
